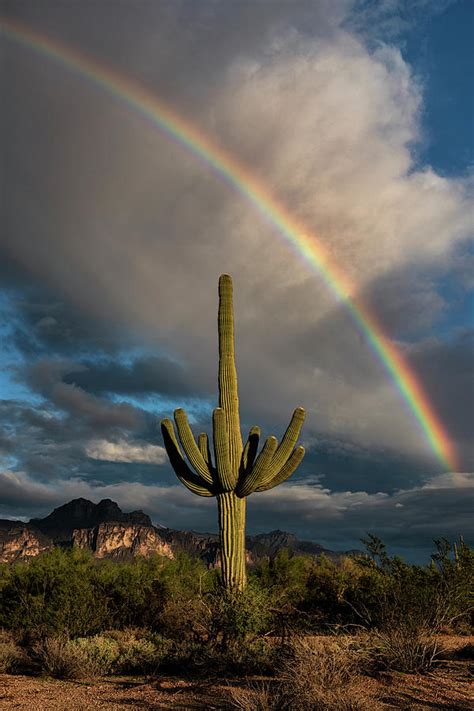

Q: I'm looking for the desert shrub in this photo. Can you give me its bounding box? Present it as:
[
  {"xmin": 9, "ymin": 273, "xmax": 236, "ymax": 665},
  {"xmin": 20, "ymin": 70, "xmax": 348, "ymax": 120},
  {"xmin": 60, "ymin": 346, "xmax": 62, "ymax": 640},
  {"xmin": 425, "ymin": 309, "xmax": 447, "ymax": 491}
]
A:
[
  {"xmin": 157, "ymin": 594, "xmax": 213, "ymax": 642},
  {"xmin": 367, "ymin": 625, "xmax": 443, "ymax": 673},
  {"xmin": 34, "ymin": 636, "xmax": 88, "ymax": 679},
  {"xmin": 341, "ymin": 536, "xmax": 474, "ymax": 636},
  {"xmin": 162, "ymin": 639, "xmax": 209, "ymax": 672},
  {"xmin": 0, "ymin": 536, "xmax": 470, "ymax": 646},
  {"xmin": 35, "ymin": 635, "xmax": 121, "ymax": 678},
  {"xmin": 106, "ymin": 629, "xmax": 171, "ymax": 674},
  {"xmin": 209, "ymin": 584, "xmax": 273, "ymax": 643},
  {"xmin": 0, "ymin": 630, "xmax": 27, "ymax": 673},
  {"xmin": 69, "ymin": 635, "xmax": 120, "ymax": 676},
  {"xmin": 277, "ymin": 636, "xmax": 380, "ymax": 711},
  {"xmin": 300, "ymin": 555, "xmax": 368, "ymax": 631},
  {"xmin": 162, "ymin": 635, "xmax": 276, "ymax": 676},
  {"xmin": 157, "ymin": 583, "xmax": 272, "ymax": 647},
  {"xmin": 212, "ymin": 638, "xmax": 276, "ymax": 675},
  {"xmin": 254, "ymin": 549, "xmax": 312, "ymax": 602}
]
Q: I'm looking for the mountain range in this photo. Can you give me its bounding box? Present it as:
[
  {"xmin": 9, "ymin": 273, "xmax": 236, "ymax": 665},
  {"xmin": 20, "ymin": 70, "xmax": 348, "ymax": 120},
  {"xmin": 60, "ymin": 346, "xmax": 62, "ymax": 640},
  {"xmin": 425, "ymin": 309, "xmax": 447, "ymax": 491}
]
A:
[{"xmin": 0, "ymin": 498, "xmax": 360, "ymax": 565}]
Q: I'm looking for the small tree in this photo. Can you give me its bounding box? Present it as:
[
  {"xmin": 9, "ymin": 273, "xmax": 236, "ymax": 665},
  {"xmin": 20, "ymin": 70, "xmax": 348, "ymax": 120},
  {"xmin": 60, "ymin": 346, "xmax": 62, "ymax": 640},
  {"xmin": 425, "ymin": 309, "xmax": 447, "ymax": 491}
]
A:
[{"xmin": 161, "ymin": 275, "xmax": 305, "ymax": 590}]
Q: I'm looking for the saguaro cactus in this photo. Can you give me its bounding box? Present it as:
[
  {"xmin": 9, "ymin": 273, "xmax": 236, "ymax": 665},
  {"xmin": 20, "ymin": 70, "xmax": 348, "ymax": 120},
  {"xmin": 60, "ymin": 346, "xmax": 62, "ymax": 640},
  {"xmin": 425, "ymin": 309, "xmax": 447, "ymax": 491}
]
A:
[{"xmin": 161, "ymin": 275, "xmax": 305, "ymax": 590}]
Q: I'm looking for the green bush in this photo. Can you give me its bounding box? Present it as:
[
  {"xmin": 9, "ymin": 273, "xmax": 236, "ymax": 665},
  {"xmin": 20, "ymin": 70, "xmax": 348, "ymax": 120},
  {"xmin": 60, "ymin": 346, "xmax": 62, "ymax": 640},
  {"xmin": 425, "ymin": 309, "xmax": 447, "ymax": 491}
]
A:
[
  {"xmin": 0, "ymin": 536, "xmax": 471, "ymax": 659},
  {"xmin": 107, "ymin": 629, "xmax": 171, "ymax": 674},
  {"xmin": 69, "ymin": 635, "xmax": 120, "ymax": 676},
  {"xmin": 0, "ymin": 548, "xmax": 212, "ymax": 637},
  {"xmin": 209, "ymin": 584, "xmax": 273, "ymax": 643}
]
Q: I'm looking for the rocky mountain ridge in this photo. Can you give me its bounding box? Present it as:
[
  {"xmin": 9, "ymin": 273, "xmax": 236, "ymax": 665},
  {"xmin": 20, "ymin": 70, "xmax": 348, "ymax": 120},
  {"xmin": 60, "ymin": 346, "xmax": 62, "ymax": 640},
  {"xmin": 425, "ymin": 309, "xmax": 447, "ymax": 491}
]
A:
[{"xmin": 0, "ymin": 498, "xmax": 358, "ymax": 565}]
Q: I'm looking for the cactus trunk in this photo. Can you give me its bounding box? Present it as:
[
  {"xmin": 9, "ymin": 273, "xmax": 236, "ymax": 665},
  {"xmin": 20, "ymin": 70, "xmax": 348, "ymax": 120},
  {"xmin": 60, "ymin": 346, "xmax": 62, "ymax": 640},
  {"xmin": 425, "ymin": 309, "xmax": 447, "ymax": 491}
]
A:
[
  {"xmin": 218, "ymin": 275, "xmax": 242, "ymax": 484},
  {"xmin": 217, "ymin": 491, "xmax": 247, "ymax": 590},
  {"xmin": 161, "ymin": 274, "xmax": 306, "ymax": 591}
]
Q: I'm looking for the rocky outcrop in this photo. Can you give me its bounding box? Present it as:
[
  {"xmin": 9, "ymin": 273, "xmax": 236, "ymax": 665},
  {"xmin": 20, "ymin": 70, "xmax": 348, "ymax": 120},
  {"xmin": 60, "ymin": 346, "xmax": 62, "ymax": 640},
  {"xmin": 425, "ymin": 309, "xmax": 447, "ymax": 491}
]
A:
[
  {"xmin": 72, "ymin": 523, "xmax": 174, "ymax": 560},
  {"xmin": 0, "ymin": 520, "xmax": 52, "ymax": 563}
]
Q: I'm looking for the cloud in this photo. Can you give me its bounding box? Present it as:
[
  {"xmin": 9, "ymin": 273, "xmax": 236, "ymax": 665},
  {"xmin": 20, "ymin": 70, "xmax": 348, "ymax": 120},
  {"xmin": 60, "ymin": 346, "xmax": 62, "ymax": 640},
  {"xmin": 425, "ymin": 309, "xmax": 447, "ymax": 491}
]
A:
[
  {"xmin": 0, "ymin": 0, "xmax": 472, "ymax": 548},
  {"xmin": 85, "ymin": 439, "xmax": 167, "ymax": 465},
  {"xmin": 23, "ymin": 359, "xmax": 144, "ymax": 431},
  {"xmin": 63, "ymin": 355, "xmax": 199, "ymax": 397}
]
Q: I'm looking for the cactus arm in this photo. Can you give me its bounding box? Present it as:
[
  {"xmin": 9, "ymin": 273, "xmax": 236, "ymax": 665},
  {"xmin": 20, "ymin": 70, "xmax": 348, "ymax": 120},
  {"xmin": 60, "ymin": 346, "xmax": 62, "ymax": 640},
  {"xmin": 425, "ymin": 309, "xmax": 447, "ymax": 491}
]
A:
[
  {"xmin": 236, "ymin": 435, "xmax": 278, "ymax": 497},
  {"xmin": 259, "ymin": 407, "xmax": 305, "ymax": 488},
  {"xmin": 218, "ymin": 275, "xmax": 243, "ymax": 481},
  {"xmin": 174, "ymin": 408, "xmax": 214, "ymax": 485},
  {"xmin": 160, "ymin": 420, "xmax": 214, "ymax": 497},
  {"xmin": 241, "ymin": 425, "xmax": 261, "ymax": 474},
  {"xmin": 213, "ymin": 407, "xmax": 235, "ymax": 491},
  {"xmin": 198, "ymin": 433, "xmax": 213, "ymax": 470},
  {"xmin": 255, "ymin": 445, "xmax": 305, "ymax": 492}
]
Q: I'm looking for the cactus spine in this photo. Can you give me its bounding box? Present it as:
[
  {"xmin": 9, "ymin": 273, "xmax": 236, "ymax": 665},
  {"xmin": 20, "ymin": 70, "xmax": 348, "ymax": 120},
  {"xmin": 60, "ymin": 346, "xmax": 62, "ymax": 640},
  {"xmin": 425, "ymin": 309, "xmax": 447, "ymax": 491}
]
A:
[{"xmin": 161, "ymin": 275, "xmax": 305, "ymax": 590}]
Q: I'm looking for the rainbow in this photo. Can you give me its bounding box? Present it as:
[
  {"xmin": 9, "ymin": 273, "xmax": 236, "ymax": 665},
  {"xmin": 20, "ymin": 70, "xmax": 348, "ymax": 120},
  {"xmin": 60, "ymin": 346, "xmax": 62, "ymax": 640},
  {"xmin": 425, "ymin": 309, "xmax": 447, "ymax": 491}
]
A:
[{"xmin": 0, "ymin": 17, "xmax": 458, "ymax": 471}]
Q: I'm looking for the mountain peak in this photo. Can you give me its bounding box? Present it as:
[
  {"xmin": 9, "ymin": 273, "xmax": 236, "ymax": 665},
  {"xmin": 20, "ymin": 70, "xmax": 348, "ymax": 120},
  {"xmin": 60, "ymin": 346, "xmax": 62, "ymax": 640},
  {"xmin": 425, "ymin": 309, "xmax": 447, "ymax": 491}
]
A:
[{"xmin": 30, "ymin": 498, "xmax": 152, "ymax": 542}]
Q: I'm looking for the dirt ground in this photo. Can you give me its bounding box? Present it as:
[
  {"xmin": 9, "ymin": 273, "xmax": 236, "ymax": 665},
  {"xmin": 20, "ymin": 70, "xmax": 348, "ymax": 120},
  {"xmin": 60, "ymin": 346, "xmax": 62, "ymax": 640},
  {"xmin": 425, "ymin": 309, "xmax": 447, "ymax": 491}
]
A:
[{"xmin": 0, "ymin": 636, "xmax": 472, "ymax": 710}]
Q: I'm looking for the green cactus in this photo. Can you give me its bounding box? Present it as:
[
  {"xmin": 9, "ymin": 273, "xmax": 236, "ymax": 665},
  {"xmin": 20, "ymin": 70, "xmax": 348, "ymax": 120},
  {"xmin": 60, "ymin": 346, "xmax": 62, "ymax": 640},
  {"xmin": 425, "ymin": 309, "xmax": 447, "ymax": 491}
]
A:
[{"xmin": 161, "ymin": 275, "xmax": 305, "ymax": 590}]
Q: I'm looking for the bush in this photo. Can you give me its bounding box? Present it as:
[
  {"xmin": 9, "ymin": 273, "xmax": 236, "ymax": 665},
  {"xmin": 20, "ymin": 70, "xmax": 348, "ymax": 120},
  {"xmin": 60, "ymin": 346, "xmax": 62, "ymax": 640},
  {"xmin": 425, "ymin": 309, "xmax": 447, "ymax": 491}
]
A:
[
  {"xmin": 0, "ymin": 548, "xmax": 214, "ymax": 637},
  {"xmin": 209, "ymin": 585, "xmax": 273, "ymax": 643},
  {"xmin": 107, "ymin": 629, "xmax": 170, "ymax": 674},
  {"xmin": 367, "ymin": 625, "xmax": 442, "ymax": 673},
  {"xmin": 212, "ymin": 638, "xmax": 276, "ymax": 675},
  {"xmin": 0, "ymin": 535, "xmax": 471, "ymax": 668},
  {"xmin": 278, "ymin": 636, "xmax": 379, "ymax": 711},
  {"xmin": 157, "ymin": 595, "xmax": 212, "ymax": 642},
  {"xmin": 34, "ymin": 637, "xmax": 88, "ymax": 679},
  {"xmin": 0, "ymin": 630, "xmax": 27, "ymax": 673},
  {"xmin": 161, "ymin": 636, "xmax": 276, "ymax": 676},
  {"xmin": 157, "ymin": 584, "xmax": 272, "ymax": 647},
  {"xmin": 69, "ymin": 635, "xmax": 120, "ymax": 676}
]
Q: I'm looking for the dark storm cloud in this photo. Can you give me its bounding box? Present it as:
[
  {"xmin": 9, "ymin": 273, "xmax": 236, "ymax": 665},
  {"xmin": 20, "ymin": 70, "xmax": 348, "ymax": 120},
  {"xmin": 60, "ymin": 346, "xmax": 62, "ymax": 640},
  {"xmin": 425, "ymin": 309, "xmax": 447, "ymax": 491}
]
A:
[
  {"xmin": 0, "ymin": 429, "xmax": 15, "ymax": 454},
  {"xmin": 23, "ymin": 359, "xmax": 144, "ymax": 431},
  {"xmin": 62, "ymin": 355, "xmax": 199, "ymax": 398},
  {"xmin": 4, "ymin": 289, "xmax": 128, "ymax": 358}
]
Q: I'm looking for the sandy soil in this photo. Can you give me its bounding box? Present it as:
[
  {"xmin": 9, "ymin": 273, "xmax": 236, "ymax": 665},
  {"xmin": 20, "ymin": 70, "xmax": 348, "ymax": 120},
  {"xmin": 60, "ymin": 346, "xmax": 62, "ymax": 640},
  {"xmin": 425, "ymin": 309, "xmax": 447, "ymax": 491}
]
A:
[{"xmin": 0, "ymin": 636, "xmax": 472, "ymax": 710}]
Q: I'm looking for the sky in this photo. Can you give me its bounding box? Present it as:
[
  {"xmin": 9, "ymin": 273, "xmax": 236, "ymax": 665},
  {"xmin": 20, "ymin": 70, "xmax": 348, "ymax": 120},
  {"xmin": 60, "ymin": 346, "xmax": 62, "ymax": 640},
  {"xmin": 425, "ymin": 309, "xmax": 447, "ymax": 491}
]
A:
[{"xmin": 0, "ymin": 0, "xmax": 473, "ymax": 561}]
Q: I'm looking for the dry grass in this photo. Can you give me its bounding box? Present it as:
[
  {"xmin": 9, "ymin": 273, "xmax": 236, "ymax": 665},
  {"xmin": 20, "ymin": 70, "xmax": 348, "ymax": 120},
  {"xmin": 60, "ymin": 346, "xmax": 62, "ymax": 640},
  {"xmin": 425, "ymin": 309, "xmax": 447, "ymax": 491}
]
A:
[
  {"xmin": 286, "ymin": 635, "xmax": 381, "ymax": 710},
  {"xmin": 227, "ymin": 681, "xmax": 276, "ymax": 710},
  {"xmin": 368, "ymin": 625, "xmax": 443, "ymax": 673}
]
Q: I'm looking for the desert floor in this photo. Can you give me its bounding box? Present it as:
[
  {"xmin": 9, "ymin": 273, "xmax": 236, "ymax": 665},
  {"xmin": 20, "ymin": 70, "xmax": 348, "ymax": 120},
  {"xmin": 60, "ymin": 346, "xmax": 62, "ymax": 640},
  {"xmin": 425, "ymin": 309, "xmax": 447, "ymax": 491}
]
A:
[{"xmin": 0, "ymin": 635, "xmax": 472, "ymax": 710}]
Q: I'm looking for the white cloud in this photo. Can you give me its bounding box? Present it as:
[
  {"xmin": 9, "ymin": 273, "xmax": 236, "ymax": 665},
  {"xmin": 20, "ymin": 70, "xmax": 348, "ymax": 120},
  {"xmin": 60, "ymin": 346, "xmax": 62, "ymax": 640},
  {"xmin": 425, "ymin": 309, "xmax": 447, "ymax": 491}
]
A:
[
  {"xmin": 421, "ymin": 471, "xmax": 474, "ymax": 489},
  {"xmin": 85, "ymin": 439, "xmax": 167, "ymax": 465}
]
